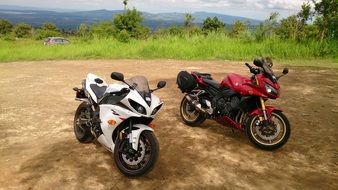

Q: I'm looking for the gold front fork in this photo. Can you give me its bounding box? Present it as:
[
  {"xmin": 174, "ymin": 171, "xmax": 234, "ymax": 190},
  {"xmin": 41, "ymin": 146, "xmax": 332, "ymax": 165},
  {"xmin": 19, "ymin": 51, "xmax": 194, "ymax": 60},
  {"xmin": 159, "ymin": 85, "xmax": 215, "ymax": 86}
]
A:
[{"xmin": 256, "ymin": 76, "xmax": 268, "ymax": 122}]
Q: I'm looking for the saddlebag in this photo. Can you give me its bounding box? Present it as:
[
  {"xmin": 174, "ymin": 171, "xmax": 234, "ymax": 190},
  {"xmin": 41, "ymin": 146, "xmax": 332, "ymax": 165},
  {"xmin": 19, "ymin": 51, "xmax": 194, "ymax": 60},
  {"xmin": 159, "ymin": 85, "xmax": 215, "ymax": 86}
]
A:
[{"xmin": 176, "ymin": 71, "xmax": 197, "ymax": 93}]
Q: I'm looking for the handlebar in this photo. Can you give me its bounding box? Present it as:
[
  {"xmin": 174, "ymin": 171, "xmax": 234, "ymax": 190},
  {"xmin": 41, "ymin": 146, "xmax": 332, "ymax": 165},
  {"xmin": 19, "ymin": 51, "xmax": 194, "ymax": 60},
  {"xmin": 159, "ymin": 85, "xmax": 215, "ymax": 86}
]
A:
[{"xmin": 245, "ymin": 63, "xmax": 260, "ymax": 75}]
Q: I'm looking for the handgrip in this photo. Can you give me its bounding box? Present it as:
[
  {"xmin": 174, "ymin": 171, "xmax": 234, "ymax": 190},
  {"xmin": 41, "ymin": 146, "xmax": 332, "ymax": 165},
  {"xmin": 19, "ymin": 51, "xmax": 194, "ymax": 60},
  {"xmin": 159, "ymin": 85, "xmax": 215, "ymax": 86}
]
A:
[{"xmin": 245, "ymin": 63, "xmax": 252, "ymax": 69}]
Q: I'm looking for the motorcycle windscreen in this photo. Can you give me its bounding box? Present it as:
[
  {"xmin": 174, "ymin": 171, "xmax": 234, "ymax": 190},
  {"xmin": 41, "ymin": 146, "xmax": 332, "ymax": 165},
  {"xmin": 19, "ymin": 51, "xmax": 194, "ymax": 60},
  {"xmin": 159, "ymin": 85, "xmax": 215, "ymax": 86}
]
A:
[
  {"xmin": 125, "ymin": 76, "xmax": 152, "ymax": 106},
  {"xmin": 262, "ymin": 62, "xmax": 277, "ymax": 83}
]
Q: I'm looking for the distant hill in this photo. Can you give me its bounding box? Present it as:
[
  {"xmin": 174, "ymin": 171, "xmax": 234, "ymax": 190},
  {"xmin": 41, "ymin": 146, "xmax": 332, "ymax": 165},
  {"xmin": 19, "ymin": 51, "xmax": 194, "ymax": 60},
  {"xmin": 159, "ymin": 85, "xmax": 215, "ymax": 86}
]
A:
[{"xmin": 0, "ymin": 5, "xmax": 262, "ymax": 30}]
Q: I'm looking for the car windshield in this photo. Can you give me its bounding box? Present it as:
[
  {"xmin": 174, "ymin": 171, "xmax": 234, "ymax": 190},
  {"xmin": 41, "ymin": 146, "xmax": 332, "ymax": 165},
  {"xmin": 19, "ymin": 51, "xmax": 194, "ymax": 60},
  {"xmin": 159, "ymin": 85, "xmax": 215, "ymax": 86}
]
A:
[{"xmin": 125, "ymin": 76, "xmax": 150, "ymax": 94}]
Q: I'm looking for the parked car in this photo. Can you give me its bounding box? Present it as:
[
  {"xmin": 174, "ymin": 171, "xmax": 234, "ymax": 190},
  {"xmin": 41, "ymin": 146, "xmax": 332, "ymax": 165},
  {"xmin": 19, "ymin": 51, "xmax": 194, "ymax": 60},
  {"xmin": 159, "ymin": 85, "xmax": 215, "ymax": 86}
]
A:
[{"xmin": 44, "ymin": 37, "xmax": 70, "ymax": 45}]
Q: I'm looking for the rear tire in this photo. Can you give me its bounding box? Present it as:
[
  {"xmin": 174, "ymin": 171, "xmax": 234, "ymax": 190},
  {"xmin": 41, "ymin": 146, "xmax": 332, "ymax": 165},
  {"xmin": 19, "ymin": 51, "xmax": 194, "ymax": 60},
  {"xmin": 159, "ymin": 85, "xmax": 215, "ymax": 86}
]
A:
[
  {"xmin": 73, "ymin": 102, "xmax": 95, "ymax": 143},
  {"xmin": 246, "ymin": 110, "xmax": 290, "ymax": 150},
  {"xmin": 180, "ymin": 96, "xmax": 206, "ymax": 126},
  {"xmin": 114, "ymin": 131, "xmax": 159, "ymax": 177}
]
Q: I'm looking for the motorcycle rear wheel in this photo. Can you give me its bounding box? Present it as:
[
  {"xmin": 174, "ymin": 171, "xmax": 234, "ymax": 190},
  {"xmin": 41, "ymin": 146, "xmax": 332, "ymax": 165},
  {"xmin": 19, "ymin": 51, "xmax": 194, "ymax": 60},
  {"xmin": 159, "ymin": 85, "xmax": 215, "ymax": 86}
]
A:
[
  {"xmin": 73, "ymin": 102, "xmax": 95, "ymax": 143},
  {"xmin": 114, "ymin": 131, "xmax": 159, "ymax": 176},
  {"xmin": 180, "ymin": 96, "xmax": 206, "ymax": 126},
  {"xmin": 246, "ymin": 110, "xmax": 290, "ymax": 150}
]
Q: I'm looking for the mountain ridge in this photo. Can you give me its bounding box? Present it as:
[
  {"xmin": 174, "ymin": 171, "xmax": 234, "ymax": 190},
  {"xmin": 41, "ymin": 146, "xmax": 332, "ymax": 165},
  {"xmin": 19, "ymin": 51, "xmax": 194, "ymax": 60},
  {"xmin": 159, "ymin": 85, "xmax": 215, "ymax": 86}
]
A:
[{"xmin": 0, "ymin": 5, "xmax": 262, "ymax": 30}]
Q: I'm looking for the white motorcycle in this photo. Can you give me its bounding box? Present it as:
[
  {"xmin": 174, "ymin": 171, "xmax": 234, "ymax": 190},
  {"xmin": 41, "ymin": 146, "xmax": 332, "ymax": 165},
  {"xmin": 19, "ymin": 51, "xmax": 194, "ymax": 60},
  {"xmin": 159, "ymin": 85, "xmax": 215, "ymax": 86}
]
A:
[{"xmin": 73, "ymin": 72, "xmax": 166, "ymax": 176}]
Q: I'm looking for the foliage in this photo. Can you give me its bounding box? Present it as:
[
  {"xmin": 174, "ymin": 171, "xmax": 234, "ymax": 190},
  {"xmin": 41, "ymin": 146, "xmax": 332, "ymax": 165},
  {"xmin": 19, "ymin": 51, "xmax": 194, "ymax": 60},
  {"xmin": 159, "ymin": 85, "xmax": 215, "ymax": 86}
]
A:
[
  {"xmin": 184, "ymin": 13, "xmax": 195, "ymax": 28},
  {"xmin": 78, "ymin": 23, "xmax": 91, "ymax": 39},
  {"xmin": 202, "ymin": 17, "xmax": 226, "ymax": 33},
  {"xmin": 0, "ymin": 19, "xmax": 13, "ymax": 36},
  {"xmin": 0, "ymin": 36, "xmax": 336, "ymax": 63},
  {"xmin": 168, "ymin": 25, "xmax": 184, "ymax": 36},
  {"xmin": 113, "ymin": 8, "xmax": 149, "ymax": 39},
  {"xmin": 13, "ymin": 23, "xmax": 33, "ymax": 38},
  {"xmin": 313, "ymin": 0, "xmax": 338, "ymax": 40},
  {"xmin": 91, "ymin": 21, "xmax": 116, "ymax": 38},
  {"xmin": 116, "ymin": 29, "xmax": 130, "ymax": 42},
  {"xmin": 230, "ymin": 20, "xmax": 248, "ymax": 38},
  {"xmin": 255, "ymin": 12, "xmax": 279, "ymax": 41},
  {"xmin": 34, "ymin": 22, "xmax": 60, "ymax": 40}
]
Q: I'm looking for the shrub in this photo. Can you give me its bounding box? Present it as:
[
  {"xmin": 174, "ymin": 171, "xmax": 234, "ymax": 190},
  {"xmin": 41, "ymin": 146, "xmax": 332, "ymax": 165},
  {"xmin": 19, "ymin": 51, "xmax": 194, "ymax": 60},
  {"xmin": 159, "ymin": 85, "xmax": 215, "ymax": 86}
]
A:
[{"xmin": 13, "ymin": 23, "xmax": 33, "ymax": 38}]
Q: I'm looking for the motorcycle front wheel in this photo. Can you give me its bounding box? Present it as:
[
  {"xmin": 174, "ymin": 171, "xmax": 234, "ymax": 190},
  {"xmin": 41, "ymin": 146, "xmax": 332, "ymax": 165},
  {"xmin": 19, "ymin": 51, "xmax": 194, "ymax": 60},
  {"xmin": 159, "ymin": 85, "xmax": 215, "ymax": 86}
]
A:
[
  {"xmin": 114, "ymin": 131, "xmax": 159, "ymax": 176},
  {"xmin": 180, "ymin": 96, "xmax": 206, "ymax": 126},
  {"xmin": 246, "ymin": 110, "xmax": 291, "ymax": 150}
]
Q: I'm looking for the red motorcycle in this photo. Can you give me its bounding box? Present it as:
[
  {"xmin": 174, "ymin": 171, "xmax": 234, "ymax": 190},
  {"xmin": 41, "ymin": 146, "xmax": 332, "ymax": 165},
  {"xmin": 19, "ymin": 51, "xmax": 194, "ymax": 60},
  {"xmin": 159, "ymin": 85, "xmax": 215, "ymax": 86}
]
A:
[{"xmin": 177, "ymin": 58, "xmax": 290, "ymax": 150}]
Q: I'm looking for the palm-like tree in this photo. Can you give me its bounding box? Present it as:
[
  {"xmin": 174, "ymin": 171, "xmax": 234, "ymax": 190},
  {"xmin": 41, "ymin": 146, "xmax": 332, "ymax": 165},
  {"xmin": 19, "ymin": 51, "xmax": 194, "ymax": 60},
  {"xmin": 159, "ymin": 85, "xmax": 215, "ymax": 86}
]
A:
[{"xmin": 123, "ymin": 0, "xmax": 128, "ymax": 11}]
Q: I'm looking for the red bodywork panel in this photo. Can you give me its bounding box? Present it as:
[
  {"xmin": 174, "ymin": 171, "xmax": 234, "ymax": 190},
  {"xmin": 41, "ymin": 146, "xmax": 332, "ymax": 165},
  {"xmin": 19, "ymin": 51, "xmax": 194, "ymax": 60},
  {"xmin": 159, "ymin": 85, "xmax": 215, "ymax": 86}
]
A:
[
  {"xmin": 250, "ymin": 106, "xmax": 280, "ymax": 119},
  {"xmin": 220, "ymin": 73, "xmax": 280, "ymax": 99}
]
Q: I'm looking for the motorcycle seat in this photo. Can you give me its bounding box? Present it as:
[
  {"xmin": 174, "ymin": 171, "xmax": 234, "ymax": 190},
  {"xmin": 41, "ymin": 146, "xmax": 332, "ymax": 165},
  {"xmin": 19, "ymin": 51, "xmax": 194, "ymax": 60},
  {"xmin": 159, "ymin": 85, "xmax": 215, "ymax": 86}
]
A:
[
  {"xmin": 204, "ymin": 78, "xmax": 220, "ymax": 89},
  {"xmin": 90, "ymin": 84, "xmax": 107, "ymax": 100},
  {"xmin": 193, "ymin": 71, "xmax": 212, "ymax": 77}
]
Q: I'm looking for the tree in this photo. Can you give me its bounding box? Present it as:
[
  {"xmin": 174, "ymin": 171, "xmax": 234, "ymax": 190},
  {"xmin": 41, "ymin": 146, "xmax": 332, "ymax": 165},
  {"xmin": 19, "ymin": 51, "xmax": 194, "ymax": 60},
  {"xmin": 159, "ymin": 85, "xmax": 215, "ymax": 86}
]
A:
[
  {"xmin": 184, "ymin": 13, "xmax": 195, "ymax": 28},
  {"xmin": 276, "ymin": 15, "xmax": 299, "ymax": 40},
  {"xmin": 13, "ymin": 23, "xmax": 32, "ymax": 38},
  {"xmin": 0, "ymin": 19, "xmax": 13, "ymax": 36},
  {"xmin": 298, "ymin": 2, "xmax": 312, "ymax": 26},
  {"xmin": 255, "ymin": 12, "xmax": 280, "ymax": 41},
  {"xmin": 168, "ymin": 25, "xmax": 184, "ymax": 36},
  {"xmin": 34, "ymin": 22, "xmax": 60, "ymax": 40},
  {"xmin": 230, "ymin": 20, "xmax": 248, "ymax": 38},
  {"xmin": 313, "ymin": 0, "xmax": 338, "ymax": 40},
  {"xmin": 123, "ymin": 0, "xmax": 128, "ymax": 12},
  {"xmin": 92, "ymin": 21, "xmax": 116, "ymax": 38},
  {"xmin": 113, "ymin": 8, "xmax": 149, "ymax": 39},
  {"xmin": 78, "ymin": 23, "xmax": 91, "ymax": 38},
  {"xmin": 202, "ymin": 17, "xmax": 225, "ymax": 33},
  {"xmin": 41, "ymin": 22, "xmax": 58, "ymax": 31}
]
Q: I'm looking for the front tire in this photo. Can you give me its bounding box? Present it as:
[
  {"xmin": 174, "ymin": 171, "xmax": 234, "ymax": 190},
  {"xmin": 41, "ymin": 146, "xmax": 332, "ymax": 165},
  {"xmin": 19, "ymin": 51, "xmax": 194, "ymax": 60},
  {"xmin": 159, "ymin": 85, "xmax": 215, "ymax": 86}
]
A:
[
  {"xmin": 246, "ymin": 110, "xmax": 290, "ymax": 150},
  {"xmin": 180, "ymin": 96, "xmax": 206, "ymax": 126},
  {"xmin": 114, "ymin": 131, "xmax": 159, "ymax": 176},
  {"xmin": 73, "ymin": 102, "xmax": 95, "ymax": 143}
]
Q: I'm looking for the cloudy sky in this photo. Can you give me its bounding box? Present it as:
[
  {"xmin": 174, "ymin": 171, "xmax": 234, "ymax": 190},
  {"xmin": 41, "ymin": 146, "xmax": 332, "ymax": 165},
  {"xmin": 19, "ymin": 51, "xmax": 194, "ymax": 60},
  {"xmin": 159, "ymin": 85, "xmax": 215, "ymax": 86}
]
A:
[{"xmin": 1, "ymin": 0, "xmax": 309, "ymax": 20}]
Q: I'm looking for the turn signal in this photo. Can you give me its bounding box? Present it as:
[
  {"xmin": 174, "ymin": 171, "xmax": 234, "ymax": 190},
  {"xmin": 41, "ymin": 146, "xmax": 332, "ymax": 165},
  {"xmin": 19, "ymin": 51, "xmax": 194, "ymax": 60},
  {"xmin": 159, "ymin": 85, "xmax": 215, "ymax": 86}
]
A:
[
  {"xmin": 108, "ymin": 119, "xmax": 116, "ymax": 125},
  {"xmin": 149, "ymin": 123, "xmax": 156, "ymax": 129}
]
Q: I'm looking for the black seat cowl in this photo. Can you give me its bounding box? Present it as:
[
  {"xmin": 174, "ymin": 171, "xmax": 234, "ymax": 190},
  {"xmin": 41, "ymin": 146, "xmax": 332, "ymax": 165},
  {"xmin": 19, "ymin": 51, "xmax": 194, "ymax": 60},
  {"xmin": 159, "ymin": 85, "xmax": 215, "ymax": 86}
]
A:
[
  {"xmin": 192, "ymin": 71, "xmax": 211, "ymax": 77},
  {"xmin": 204, "ymin": 79, "xmax": 220, "ymax": 89}
]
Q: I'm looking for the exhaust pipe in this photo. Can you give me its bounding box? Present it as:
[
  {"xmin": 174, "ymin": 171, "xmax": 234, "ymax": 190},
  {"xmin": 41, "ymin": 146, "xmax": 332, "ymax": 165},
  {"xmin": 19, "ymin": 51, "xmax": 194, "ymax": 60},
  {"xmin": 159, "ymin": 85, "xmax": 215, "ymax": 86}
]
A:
[{"xmin": 185, "ymin": 95, "xmax": 212, "ymax": 114}]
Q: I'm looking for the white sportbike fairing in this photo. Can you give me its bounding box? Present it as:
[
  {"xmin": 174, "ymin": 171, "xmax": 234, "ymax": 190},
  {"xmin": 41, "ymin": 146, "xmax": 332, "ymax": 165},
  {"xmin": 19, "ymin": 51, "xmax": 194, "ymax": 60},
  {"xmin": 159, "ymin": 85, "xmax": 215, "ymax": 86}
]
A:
[{"xmin": 73, "ymin": 72, "xmax": 166, "ymax": 176}]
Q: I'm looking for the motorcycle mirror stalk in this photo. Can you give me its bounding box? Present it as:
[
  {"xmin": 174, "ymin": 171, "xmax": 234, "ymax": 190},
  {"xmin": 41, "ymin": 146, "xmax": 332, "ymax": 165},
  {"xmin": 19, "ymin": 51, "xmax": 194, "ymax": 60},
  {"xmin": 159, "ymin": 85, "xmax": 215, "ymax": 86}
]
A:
[
  {"xmin": 277, "ymin": 67, "xmax": 289, "ymax": 80},
  {"xmin": 111, "ymin": 72, "xmax": 135, "ymax": 89},
  {"xmin": 150, "ymin": 81, "xmax": 166, "ymax": 92}
]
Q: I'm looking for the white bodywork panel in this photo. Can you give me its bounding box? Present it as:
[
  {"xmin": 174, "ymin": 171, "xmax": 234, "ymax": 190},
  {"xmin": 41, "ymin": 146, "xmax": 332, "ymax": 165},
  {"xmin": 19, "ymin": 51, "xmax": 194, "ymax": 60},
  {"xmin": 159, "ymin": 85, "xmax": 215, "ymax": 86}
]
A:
[
  {"xmin": 85, "ymin": 73, "xmax": 108, "ymax": 103},
  {"xmin": 96, "ymin": 82, "xmax": 163, "ymax": 152}
]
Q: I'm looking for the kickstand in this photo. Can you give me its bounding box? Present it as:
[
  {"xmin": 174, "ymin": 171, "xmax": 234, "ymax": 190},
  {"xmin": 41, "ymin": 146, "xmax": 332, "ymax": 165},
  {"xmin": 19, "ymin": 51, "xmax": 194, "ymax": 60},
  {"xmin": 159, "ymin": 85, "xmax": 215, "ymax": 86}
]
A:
[{"xmin": 231, "ymin": 128, "xmax": 235, "ymax": 133}]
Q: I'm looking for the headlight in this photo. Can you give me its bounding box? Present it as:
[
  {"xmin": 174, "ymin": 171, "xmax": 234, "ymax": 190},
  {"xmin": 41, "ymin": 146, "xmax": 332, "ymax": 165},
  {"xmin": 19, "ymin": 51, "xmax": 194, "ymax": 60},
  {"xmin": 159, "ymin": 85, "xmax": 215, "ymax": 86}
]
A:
[
  {"xmin": 151, "ymin": 104, "xmax": 163, "ymax": 115},
  {"xmin": 128, "ymin": 99, "xmax": 146, "ymax": 115},
  {"xmin": 265, "ymin": 83, "xmax": 278, "ymax": 95}
]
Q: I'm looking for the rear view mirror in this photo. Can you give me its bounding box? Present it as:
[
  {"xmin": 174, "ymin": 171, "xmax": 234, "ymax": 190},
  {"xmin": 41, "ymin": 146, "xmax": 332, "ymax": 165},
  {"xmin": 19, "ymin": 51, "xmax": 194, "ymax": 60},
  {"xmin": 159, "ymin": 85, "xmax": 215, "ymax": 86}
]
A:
[
  {"xmin": 282, "ymin": 67, "xmax": 289, "ymax": 75},
  {"xmin": 111, "ymin": 72, "xmax": 124, "ymax": 82},
  {"xmin": 253, "ymin": 59, "xmax": 263, "ymax": 67},
  {"xmin": 157, "ymin": 81, "xmax": 166, "ymax": 89}
]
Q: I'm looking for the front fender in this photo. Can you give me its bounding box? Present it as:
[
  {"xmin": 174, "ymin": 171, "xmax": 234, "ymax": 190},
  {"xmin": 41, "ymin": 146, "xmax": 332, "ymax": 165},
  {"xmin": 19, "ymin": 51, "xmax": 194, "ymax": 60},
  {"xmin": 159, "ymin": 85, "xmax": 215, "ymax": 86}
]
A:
[
  {"xmin": 250, "ymin": 106, "xmax": 281, "ymax": 118},
  {"xmin": 129, "ymin": 124, "xmax": 154, "ymax": 150}
]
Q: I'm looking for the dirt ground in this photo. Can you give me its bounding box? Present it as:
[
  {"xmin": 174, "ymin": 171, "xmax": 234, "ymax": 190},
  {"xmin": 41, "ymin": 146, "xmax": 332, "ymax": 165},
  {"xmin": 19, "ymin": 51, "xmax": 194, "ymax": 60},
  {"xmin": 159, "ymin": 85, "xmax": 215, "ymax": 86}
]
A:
[{"xmin": 0, "ymin": 60, "xmax": 337, "ymax": 190}]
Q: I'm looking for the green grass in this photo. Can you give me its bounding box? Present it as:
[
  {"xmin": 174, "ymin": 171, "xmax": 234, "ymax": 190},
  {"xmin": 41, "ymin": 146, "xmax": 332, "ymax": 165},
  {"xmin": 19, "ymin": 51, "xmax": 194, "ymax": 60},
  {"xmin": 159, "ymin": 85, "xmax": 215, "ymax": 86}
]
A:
[{"xmin": 0, "ymin": 34, "xmax": 337, "ymax": 67}]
